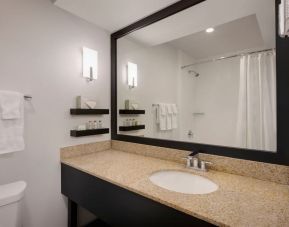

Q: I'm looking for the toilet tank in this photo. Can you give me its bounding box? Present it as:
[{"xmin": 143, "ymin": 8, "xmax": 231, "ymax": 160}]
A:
[{"xmin": 0, "ymin": 181, "xmax": 27, "ymax": 227}]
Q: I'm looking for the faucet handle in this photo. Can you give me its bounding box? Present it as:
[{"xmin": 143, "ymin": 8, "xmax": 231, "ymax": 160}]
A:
[
  {"xmin": 191, "ymin": 157, "xmax": 199, "ymax": 168},
  {"xmin": 200, "ymin": 161, "xmax": 213, "ymax": 171},
  {"xmin": 182, "ymin": 156, "xmax": 193, "ymax": 167}
]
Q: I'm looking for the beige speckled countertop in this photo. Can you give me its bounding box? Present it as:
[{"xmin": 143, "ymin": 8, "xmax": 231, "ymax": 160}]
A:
[{"xmin": 61, "ymin": 149, "xmax": 289, "ymax": 227}]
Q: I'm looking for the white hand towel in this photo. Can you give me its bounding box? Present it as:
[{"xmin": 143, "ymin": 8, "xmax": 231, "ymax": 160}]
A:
[
  {"xmin": 0, "ymin": 91, "xmax": 22, "ymax": 119},
  {"xmin": 172, "ymin": 104, "xmax": 178, "ymax": 114},
  {"xmin": 167, "ymin": 104, "xmax": 173, "ymax": 115},
  {"xmin": 160, "ymin": 104, "xmax": 167, "ymax": 116},
  {"xmin": 157, "ymin": 103, "xmax": 167, "ymax": 131},
  {"xmin": 0, "ymin": 91, "xmax": 25, "ymax": 154},
  {"xmin": 171, "ymin": 104, "xmax": 178, "ymax": 129},
  {"xmin": 166, "ymin": 104, "xmax": 172, "ymax": 130}
]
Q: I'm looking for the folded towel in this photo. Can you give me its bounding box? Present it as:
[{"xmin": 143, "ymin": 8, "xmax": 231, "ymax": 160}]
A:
[
  {"xmin": 166, "ymin": 104, "xmax": 173, "ymax": 115},
  {"xmin": 171, "ymin": 104, "xmax": 178, "ymax": 129},
  {"xmin": 156, "ymin": 107, "xmax": 160, "ymax": 124},
  {"xmin": 157, "ymin": 104, "xmax": 167, "ymax": 130},
  {"xmin": 0, "ymin": 91, "xmax": 22, "ymax": 119},
  {"xmin": 159, "ymin": 103, "xmax": 167, "ymax": 116},
  {"xmin": 172, "ymin": 104, "xmax": 178, "ymax": 114},
  {"xmin": 166, "ymin": 104, "xmax": 172, "ymax": 130},
  {"xmin": 0, "ymin": 91, "xmax": 24, "ymax": 154}
]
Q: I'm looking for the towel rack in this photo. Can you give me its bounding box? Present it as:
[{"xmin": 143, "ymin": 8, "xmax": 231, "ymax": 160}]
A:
[
  {"xmin": 193, "ymin": 112, "xmax": 205, "ymax": 116},
  {"xmin": 152, "ymin": 104, "xmax": 159, "ymax": 107},
  {"xmin": 24, "ymin": 95, "xmax": 32, "ymax": 100}
]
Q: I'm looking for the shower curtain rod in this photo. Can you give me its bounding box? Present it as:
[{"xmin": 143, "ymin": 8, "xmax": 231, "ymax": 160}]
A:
[{"xmin": 181, "ymin": 48, "xmax": 275, "ymax": 69}]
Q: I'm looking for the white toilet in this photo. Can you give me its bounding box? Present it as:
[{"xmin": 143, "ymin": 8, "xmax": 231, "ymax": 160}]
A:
[{"xmin": 0, "ymin": 181, "xmax": 27, "ymax": 227}]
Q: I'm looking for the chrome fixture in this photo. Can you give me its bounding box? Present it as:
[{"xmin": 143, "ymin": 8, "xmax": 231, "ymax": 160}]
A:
[
  {"xmin": 181, "ymin": 48, "xmax": 275, "ymax": 69},
  {"xmin": 188, "ymin": 70, "xmax": 200, "ymax": 77},
  {"xmin": 192, "ymin": 112, "xmax": 205, "ymax": 116},
  {"xmin": 24, "ymin": 95, "xmax": 32, "ymax": 100},
  {"xmin": 187, "ymin": 130, "xmax": 193, "ymax": 137},
  {"xmin": 183, "ymin": 151, "xmax": 212, "ymax": 172}
]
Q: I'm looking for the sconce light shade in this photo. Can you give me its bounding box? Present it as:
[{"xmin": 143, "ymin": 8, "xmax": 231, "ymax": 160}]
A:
[
  {"xmin": 127, "ymin": 62, "xmax": 138, "ymax": 88},
  {"xmin": 83, "ymin": 47, "xmax": 98, "ymax": 81},
  {"xmin": 279, "ymin": 0, "xmax": 289, "ymax": 37}
]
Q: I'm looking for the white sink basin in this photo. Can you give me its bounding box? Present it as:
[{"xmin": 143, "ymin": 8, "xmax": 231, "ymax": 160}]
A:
[{"xmin": 149, "ymin": 170, "xmax": 218, "ymax": 195}]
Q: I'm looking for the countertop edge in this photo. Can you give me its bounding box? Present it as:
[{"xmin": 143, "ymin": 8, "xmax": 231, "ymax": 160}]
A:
[{"xmin": 61, "ymin": 160, "xmax": 224, "ymax": 226}]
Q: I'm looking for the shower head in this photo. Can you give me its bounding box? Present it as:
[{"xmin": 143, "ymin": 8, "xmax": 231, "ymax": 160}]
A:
[{"xmin": 188, "ymin": 70, "xmax": 200, "ymax": 77}]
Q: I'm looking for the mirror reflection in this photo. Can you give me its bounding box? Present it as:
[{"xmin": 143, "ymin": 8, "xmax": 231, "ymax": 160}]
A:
[{"xmin": 117, "ymin": 0, "xmax": 277, "ymax": 152}]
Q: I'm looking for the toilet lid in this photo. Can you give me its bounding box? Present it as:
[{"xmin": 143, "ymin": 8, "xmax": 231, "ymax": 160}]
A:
[{"xmin": 0, "ymin": 181, "xmax": 27, "ymax": 207}]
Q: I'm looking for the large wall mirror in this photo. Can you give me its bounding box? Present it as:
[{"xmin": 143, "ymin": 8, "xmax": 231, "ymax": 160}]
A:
[{"xmin": 112, "ymin": 0, "xmax": 289, "ymax": 165}]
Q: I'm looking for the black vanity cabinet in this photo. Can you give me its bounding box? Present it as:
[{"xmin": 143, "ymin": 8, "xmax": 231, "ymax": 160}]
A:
[{"xmin": 61, "ymin": 164, "xmax": 216, "ymax": 227}]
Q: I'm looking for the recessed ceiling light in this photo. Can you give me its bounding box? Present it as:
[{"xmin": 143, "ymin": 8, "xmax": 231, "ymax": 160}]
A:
[{"xmin": 206, "ymin": 28, "xmax": 215, "ymax": 33}]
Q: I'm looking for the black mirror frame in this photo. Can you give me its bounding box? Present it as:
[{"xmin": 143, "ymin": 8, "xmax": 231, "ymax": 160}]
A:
[{"xmin": 111, "ymin": 0, "xmax": 289, "ymax": 166}]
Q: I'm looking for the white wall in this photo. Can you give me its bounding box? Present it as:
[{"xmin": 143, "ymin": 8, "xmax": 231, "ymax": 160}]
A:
[
  {"xmin": 0, "ymin": 0, "xmax": 110, "ymax": 226},
  {"xmin": 117, "ymin": 37, "xmax": 180, "ymax": 140}
]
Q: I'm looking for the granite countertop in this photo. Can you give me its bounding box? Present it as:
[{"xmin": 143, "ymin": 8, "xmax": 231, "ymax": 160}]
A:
[{"xmin": 61, "ymin": 149, "xmax": 289, "ymax": 227}]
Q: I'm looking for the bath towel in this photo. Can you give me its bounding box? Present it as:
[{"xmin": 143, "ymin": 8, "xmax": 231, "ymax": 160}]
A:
[{"xmin": 0, "ymin": 91, "xmax": 25, "ymax": 154}]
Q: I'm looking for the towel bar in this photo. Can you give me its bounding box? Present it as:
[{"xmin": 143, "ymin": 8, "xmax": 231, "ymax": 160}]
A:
[{"xmin": 24, "ymin": 95, "xmax": 32, "ymax": 100}]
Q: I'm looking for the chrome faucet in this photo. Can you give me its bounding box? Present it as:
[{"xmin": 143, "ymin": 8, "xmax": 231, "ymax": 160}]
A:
[{"xmin": 183, "ymin": 151, "xmax": 212, "ymax": 171}]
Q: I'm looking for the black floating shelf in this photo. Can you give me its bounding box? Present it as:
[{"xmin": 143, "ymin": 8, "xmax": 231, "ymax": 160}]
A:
[
  {"xmin": 70, "ymin": 109, "xmax": 109, "ymax": 115},
  {"xmin": 119, "ymin": 125, "xmax": 145, "ymax": 131},
  {"xmin": 119, "ymin": 109, "xmax": 145, "ymax": 115},
  {"xmin": 70, "ymin": 128, "xmax": 109, "ymax": 137}
]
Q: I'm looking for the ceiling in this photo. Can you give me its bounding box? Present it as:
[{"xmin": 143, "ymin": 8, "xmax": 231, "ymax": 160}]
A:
[
  {"xmin": 54, "ymin": 0, "xmax": 179, "ymax": 32},
  {"xmin": 54, "ymin": 0, "xmax": 275, "ymax": 59},
  {"xmin": 129, "ymin": 0, "xmax": 275, "ymax": 48},
  {"xmin": 169, "ymin": 15, "xmax": 265, "ymax": 60}
]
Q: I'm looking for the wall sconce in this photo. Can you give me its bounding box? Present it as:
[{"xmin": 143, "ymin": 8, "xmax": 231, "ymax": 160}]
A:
[
  {"xmin": 83, "ymin": 47, "xmax": 98, "ymax": 81},
  {"xmin": 127, "ymin": 62, "xmax": 138, "ymax": 88},
  {"xmin": 279, "ymin": 0, "xmax": 289, "ymax": 38}
]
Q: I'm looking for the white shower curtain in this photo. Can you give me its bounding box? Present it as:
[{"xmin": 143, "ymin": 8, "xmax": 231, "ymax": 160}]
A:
[{"xmin": 236, "ymin": 51, "xmax": 276, "ymax": 151}]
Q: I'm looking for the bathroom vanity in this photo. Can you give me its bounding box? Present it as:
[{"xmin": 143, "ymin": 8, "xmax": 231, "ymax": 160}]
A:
[
  {"xmin": 61, "ymin": 162, "xmax": 214, "ymax": 227},
  {"xmin": 60, "ymin": 0, "xmax": 289, "ymax": 226},
  {"xmin": 60, "ymin": 143, "xmax": 289, "ymax": 227}
]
